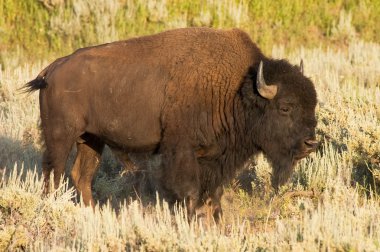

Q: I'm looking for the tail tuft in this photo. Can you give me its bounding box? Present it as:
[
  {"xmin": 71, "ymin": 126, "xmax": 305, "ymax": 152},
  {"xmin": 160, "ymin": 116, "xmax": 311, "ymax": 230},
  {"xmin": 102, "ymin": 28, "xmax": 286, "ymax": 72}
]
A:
[
  {"xmin": 21, "ymin": 77, "xmax": 47, "ymax": 93},
  {"xmin": 20, "ymin": 65, "xmax": 50, "ymax": 93}
]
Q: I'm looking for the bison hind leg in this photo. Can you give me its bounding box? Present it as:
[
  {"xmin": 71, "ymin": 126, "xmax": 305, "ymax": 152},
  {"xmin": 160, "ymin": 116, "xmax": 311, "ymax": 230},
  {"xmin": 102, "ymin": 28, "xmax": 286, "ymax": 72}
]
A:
[
  {"xmin": 42, "ymin": 150, "xmax": 53, "ymax": 195},
  {"xmin": 71, "ymin": 133, "xmax": 105, "ymax": 207},
  {"xmin": 42, "ymin": 126, "xmax": 80, "ymax": 195}
]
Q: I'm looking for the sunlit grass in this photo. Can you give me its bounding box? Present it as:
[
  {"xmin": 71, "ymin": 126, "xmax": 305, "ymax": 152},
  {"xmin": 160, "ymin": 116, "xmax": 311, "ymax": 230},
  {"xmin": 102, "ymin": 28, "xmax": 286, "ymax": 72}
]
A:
[
  {"xmin": 1, "ymin": 2, "xmax": 380, "ymax": 248},
  {"xmin": 1, "ymin": 0, "xmax": 380, "ymax": 62},
  {"xmin": 1, "ymin": 36, "xmax": 379, "ymax": 250}
]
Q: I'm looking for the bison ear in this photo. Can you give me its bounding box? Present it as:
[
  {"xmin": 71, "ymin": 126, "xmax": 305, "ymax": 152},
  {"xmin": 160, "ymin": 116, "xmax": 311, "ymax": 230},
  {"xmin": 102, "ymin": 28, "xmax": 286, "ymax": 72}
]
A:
[
  {"xmin": 256, "ymin": 61, "xmax": 277, "ymax": 100},
  {"xmin": 299, "ymin": 59, "xmax": 304, "ymax": 74}
]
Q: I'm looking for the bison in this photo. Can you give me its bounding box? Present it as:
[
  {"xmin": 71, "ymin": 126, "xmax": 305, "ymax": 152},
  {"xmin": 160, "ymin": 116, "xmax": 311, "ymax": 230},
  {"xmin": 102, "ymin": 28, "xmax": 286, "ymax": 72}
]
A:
[{"xmin": 24, "ymin": 27, "xmax": 318, "ymax": 220}]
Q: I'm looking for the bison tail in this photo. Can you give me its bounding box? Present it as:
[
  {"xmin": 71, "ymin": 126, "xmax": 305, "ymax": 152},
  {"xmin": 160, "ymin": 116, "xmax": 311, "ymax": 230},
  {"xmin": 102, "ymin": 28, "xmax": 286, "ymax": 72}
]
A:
[
  {"xmin": 20, "ymin": 65, "xmax": 50, "ymax": 93},
  {"xmin": 22, "ymin": 77, "xmax": 47, "ymax": 93}
]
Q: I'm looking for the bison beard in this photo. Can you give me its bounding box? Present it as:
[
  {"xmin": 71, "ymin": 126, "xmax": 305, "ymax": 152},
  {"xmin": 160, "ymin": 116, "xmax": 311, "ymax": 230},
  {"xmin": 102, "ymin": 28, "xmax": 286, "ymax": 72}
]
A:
[{"xmin": 24, "ymin": 27, "xmax": 318, "ymax": 222}]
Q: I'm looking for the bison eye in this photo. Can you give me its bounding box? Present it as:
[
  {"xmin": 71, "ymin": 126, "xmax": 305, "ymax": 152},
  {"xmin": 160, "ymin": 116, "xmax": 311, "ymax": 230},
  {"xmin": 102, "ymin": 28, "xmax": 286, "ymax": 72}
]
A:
[{"xmin": 279, "ymin": 106, "xmax": 291, "ymax": 114}]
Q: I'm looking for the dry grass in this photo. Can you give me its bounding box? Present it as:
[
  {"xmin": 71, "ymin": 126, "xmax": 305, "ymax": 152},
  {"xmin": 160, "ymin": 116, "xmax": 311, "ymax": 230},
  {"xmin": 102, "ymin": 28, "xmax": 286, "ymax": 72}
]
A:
[
  {"xmin": 0, "ymin": 29, "xmax": 380, "ymax": 251},
  {"xmin": 2, "ymin": 0, "xmax": 380, "ymax": 62}
]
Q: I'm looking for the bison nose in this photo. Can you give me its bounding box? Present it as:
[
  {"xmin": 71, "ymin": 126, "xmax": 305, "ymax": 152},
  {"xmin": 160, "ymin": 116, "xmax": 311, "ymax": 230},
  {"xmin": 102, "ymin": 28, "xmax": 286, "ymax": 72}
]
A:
[{"xmin": 304, "ymin": 139, "xmax": 319, "ymax": 150}]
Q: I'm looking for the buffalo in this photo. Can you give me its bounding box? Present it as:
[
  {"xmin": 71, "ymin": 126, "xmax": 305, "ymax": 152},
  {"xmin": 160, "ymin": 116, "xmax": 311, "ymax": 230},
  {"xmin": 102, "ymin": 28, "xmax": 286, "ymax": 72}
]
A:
[{"xmin": 24, "ymin": 27, "xmax": 318, "ymax": 220}]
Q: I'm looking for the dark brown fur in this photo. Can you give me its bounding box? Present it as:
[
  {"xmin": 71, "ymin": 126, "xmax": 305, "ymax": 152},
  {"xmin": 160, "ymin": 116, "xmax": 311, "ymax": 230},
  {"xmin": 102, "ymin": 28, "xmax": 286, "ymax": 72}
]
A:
[{"xmin": 24, "ymin": 28, "xmax": 317, "ymax": 220}]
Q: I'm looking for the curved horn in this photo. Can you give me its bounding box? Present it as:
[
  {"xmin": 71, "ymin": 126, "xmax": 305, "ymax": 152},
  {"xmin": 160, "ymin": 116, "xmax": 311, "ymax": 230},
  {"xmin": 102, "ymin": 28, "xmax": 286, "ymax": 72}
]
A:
[
  {"xmin": 300, "ymin": 59, "xmax": 304, "ymax": 74},
  {"xmin": 256, "ymin": 61, "xmax": 277, "ymax": 99}
]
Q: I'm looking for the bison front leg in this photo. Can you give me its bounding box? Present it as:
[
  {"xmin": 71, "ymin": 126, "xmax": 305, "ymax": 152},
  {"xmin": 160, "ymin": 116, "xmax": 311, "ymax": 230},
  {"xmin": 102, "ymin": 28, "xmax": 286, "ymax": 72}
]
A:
[
  {"xmin": 196, "ymin": 186, "xmax": 224, "ymax": 224},
  {"xmin": 210, "ymin": 186, "xmax": 224, "ymax": 222},
  {"xmin": 160, "ymin": 139, "xmax": 202, "ymax": 220}
]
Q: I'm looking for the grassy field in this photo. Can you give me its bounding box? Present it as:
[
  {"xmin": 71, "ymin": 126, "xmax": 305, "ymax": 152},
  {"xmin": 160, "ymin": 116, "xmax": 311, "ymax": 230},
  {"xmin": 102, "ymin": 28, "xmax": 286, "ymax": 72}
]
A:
[
  {"xmin": 1, "ymin": 0, "xmax": 380, "ymax": 63},
  {"xmin": 1, "ymin": 0, "xmax": 380, "ymax": 251}
]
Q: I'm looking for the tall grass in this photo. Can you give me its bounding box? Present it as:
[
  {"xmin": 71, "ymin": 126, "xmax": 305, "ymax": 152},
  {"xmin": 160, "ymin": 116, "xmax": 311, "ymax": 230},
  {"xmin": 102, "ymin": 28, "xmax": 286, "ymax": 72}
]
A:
[
  {"xmin": 1, "ymin": 0, "xmax": 379, "ymax": 63},
  {"xmin": 1, "ymin": 1, "xmax": 380, "ymax": 250},
  {"xmin": 0, "ymin": 35, "xmax": 379, "ymax": 250},
  {"xmin": 1, "ymin": 145, "xmax": 379, "ymax": 250}
]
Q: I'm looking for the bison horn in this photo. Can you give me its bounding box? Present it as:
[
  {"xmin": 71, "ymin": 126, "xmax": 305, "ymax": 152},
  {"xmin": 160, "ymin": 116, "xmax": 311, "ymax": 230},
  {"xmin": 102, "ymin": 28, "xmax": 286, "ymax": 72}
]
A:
[
  {"xmin": 256, "ymin": 61, "xmax": 277, "ymax": 99},
  {"xmin": 300, "ymin": 59, "xmax": 304, "ymax": 74}
]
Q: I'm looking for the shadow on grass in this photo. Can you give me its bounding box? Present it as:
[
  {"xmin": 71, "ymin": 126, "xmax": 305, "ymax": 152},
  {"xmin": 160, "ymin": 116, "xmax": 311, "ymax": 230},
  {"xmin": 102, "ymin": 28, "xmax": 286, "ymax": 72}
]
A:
[
  {"xmin": 73, "ymin": 147, "xmax": 161, "ymax": 210},
  {"xmin": 0, "ymin": 136, "xmax": 42, "ymax": 175},
  {"xmin": 0, "ymin": 134, "xmax": 161, "ymax": 210},
  {"xmin": 317, "ymin": 136, "xmax": 380, "ymax": 195}
]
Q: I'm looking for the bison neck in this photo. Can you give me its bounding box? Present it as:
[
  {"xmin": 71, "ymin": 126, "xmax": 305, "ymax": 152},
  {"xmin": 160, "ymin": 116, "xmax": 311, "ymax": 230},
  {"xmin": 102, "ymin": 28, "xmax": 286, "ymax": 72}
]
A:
[{"xmin": 198, "ymin": 96, "xmax": 262, "ymax": 193}]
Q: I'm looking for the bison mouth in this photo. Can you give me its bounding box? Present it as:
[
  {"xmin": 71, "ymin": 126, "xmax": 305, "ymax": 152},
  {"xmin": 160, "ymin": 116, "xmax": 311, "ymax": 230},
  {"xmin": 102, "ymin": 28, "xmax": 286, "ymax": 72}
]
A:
[
  {"xmin": 292, "ymin": 139, "xmax": 319, "ymax": 160},
  {"xmin": 293, "ymin": 150, "xmax": 314, "ymax": 160},
  {"xmin": 268, "ymin": 139, "xmax": 319, "ymax": 190}
]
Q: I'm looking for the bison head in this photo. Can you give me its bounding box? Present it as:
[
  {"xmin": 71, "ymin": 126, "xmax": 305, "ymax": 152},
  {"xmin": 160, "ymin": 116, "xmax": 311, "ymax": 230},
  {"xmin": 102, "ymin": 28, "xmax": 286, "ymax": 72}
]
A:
[{"xmin": 245, "ymin": 60, "xmax": 318, "ymax": 190}]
